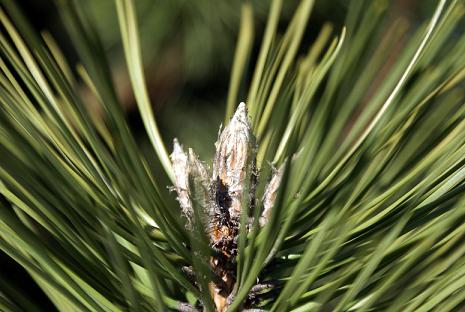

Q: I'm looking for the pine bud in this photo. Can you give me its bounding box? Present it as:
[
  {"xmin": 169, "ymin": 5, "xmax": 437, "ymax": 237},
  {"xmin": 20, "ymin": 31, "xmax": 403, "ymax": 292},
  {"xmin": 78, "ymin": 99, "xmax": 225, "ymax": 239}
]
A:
[
  {"xmin": 170, "ymin": 139, "xmax": 193, "ymax": 226},
  {"xmin": 170, "ymin": 103, "xmax": 284, "ymax": 311},
  {"xmin": 213, "ymin": 102, "xmax": 256, "ymax": 220},
  {"xmin": 187, "ymin": 148, "xmax": 213, "ymax": 226},
  {"xmin": 260, "ymin": 164, "xmax": 284, "ymax": 227}
]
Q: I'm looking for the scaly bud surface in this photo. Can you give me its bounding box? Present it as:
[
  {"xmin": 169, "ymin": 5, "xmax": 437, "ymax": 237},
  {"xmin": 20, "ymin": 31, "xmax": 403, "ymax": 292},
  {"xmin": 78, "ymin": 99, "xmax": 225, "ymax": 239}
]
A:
[
  {"xmin": 260, "ymin": 164, "xmax": 284, "ymax": 227},
  {"xmin": 170, "ymin": 103, "xmax": 283, "ymax": 312},
  {"xmin": 213, "ymin": 102, "xmax": 254, "ymax": 219},
  {"xmin": 171, "ymin": 139, "xmax": 192, "ymax": 226}
]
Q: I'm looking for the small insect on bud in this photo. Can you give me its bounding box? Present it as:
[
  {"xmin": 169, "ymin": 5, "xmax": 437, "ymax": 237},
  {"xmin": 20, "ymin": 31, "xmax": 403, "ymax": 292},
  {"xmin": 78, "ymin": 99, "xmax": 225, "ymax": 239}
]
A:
[
  {"xmin": 259, "ymin": 164, "xmax": 284, "ymax": 227},
  {"xmin": 213, "ymin": 102, "xmax": 256, "ymax": 220},
  {"xmin": 170, "ymin": 139, "xmax": 193, "ymax": 227}
]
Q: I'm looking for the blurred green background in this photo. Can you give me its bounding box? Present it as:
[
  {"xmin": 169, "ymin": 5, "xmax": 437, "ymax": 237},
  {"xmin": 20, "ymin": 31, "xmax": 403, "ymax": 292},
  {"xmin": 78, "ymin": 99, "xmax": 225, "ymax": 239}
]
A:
[{"xmin": 11, "ymin": 0, "xmax": 437, "ymax": 160}]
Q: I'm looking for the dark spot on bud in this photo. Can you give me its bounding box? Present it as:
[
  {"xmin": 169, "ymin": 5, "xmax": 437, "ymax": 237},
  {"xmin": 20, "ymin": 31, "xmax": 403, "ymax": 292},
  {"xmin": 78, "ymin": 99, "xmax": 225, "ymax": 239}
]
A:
[{"xmin": 215, "ymin": 176, "xmax": 231, "ymax": 225}]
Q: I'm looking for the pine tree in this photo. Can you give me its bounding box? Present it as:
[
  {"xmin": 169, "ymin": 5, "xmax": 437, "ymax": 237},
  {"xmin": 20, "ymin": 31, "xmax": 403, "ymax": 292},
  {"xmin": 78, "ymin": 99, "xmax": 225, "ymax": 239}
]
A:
[{"xmin": 1, "ymin": 0, "xmax": 465, "ymax": 311}]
